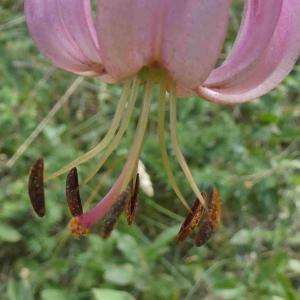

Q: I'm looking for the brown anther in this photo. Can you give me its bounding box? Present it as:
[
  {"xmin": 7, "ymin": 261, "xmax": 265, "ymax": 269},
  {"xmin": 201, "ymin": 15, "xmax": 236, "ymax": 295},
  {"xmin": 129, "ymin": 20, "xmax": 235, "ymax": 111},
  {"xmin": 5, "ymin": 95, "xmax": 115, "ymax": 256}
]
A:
[
  {"xmin": 126, "ymin": 173, "xmax": 140, "ymax": 225},
  {"xmin": 194, "ymin": 187, "xmax": 222, "ymax": 247},
  {"xmin": 177, "ymin": 192, "xmax": 206, "ymax": 243},
  {"xmin": 69, "ymin": 217, "xmax": 89, "ymax": 239},
  {"xmin": 66, "ymin": 167, "xmax": 83, "ymax": 217},
  {"xmin": 28, "ymin": 157, "xmax": 45, "ymax": 217},
  {"xmin": 102, "ymin": 186, "xmax": 131, "ymax": 239}
]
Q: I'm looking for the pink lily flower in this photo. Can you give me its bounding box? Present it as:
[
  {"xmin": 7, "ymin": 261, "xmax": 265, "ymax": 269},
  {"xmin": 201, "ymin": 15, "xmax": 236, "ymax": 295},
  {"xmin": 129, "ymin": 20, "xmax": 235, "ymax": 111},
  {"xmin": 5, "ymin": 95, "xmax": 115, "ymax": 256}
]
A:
[{"xmin": 25, "ymin": 0, "xmax": 300, "ymax": 237}]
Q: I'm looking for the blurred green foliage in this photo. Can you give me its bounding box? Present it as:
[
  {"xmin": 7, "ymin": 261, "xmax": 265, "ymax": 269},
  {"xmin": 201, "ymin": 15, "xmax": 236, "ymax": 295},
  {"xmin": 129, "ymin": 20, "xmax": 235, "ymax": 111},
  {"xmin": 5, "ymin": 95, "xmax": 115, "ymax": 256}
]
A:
[{"xmin": 1, "ymin": 1, "xmax": 300, "ymax": 299}]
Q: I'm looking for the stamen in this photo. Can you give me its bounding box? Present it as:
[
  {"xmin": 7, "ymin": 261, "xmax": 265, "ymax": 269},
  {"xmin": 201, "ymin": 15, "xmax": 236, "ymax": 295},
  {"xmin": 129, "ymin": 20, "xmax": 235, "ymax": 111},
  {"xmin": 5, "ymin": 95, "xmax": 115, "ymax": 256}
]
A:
[
  {"xmin": 102, "ymin": 186, "xmax": 131, "ymax": 239},
  {"xmin": 44, "ymin": 78, "xmax": 133, "ymax": 182},
  {"xmin": 75, "ymin": 77, "xmax": 154, "ymax": 229},
  {"xmin": 177, "ymin": 192, "xmax": 206, "ymax": 243},
  {"xmin": 66, "ymin": 167, "xmax": 83, "ymax": 217},
  {"xmin": 158, "ymin": 77, "xmax": 191, "ymax": 211},
  {"xmin": 194, "ymin": 188, "xmax": 222, "ymax": 247},
  {"xmin": 126, "ymin": 174, "xmax": 140, "ymax": 225},
  {"xmin": 28, "ymin": 157, "xmax": 45, "ymax": 217},
  {"xmin": 169, "ymin": 80, "xmax": 206, "ymax": 208},
  {"xmin": 78, "ymin": 76, "xmax": 140, "ymax": 189}
]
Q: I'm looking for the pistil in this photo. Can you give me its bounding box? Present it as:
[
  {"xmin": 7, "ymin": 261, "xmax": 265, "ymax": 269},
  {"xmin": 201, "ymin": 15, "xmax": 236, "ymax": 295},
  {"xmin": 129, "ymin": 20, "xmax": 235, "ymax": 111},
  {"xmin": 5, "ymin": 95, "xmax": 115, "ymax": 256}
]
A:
[{"xmin": 74, "ymin": 75, "xmax": 155, "ymax": 229}]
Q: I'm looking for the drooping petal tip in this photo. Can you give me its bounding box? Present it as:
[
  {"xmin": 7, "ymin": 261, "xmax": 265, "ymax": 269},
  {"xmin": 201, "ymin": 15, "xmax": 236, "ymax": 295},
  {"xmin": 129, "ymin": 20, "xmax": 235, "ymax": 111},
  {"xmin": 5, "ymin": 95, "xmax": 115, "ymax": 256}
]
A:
[{"xmin": 197, "ymin": 0, "xmax": 300, "ymax": 104}]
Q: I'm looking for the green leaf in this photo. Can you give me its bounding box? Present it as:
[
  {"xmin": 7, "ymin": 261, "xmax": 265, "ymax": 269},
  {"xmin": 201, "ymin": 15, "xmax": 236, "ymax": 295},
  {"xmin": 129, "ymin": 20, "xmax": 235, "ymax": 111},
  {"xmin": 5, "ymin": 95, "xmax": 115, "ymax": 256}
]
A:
[
  {"xmin": 88, "ymin": 234, "xmax": 115, "ymax": 259},
  {"xmin": 258, "ymin": 113, "xmax": 280, "ymax": 124},
  {"xmin": 288, "ymin": 259, "xmax": 300, "ymax": 273},
  {"xmin": 0, "ymin": 222, "xmax": 22, "ymax": 242},
  {"xmin": 7, "ymin": 279, "xmax": 18, "ymax": 300},
  {"xmin": 276, "ymin": 274, "xmax": 299, "ymax": 300},
  {"xmin": 116, "ymin": 233, "xmax": 143, "ymax": 263},
  {"xmin": 230, "ymin": 229, "xmax": 252, "ymax": 246},
  {"xmin": 7, "ymin": 279, "xmax": 33, "ymax": 300},
  {"xmin": 146, "ymin": 274, "xmax": 177, "ymax": 298},
  {"xmin": 104, "ymin": 264, "xmax": 134, "ymax": 286},
  {"xmin": 150, "ymin": 225, "xmax": 180, "ymax": 250},
  {"xmin": 92, "ymin": 289, "xmax": 135, "ymax": 300},
  {"xmin": 41, "ymin": 289, "xmax": 74, "ymax": 300},
  {"xmin": 212, "ymin": 279, "xmax": 246, "ymax": 299},
  {"xmin": 260, "ymin": 252, "xmax": 289, "ymax": 277},
  {"xmin": 146, "ymin": 225, "xmax": 180, "ymax": 260}
]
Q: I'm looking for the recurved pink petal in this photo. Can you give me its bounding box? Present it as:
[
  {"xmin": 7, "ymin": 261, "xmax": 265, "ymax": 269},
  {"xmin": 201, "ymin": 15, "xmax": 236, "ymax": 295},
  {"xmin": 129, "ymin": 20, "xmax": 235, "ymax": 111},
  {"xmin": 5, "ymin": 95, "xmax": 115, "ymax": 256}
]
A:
[
  {"xmin": 160, "ymin": 0, "xmax": 231, "ymax": 89},
  {"xmin": 204, "ymin": 0, "xmax": 283, "ymax": 86},
  {"xmin": 96, "ymin": 0, "xmax": 164, "ymax": 81},
  {"xmin": 197, "ymin": 0, "xmax": 300, "ymax": 104},
  {"xmin": 25, "ymin": 0, "xmax": 104, "ymax": 76}
]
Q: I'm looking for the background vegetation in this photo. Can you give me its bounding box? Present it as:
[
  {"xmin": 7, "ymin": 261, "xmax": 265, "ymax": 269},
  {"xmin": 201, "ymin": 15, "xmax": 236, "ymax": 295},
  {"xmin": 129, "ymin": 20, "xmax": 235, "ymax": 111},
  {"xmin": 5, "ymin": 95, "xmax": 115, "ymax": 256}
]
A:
[{"xmin": 1, "ymin": 1, "xmax": 300, "ymax": 299}]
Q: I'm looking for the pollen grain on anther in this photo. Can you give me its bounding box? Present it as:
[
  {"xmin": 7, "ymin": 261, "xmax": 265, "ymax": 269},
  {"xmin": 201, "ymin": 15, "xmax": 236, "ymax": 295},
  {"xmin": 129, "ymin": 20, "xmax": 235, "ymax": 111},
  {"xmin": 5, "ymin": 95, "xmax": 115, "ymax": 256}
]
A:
[
  {"xmin": 126, "ymin": 174, "xmax": 140, "ymax": 225},
  {"xmin": 28, "ymin": 157, "xmax": 45, "ymax": 218},
  {"xmin": 66, "ymin": 167, "xmax": 83, "ymax": 217},
  {"xmin": 102, "ymin": 186, "xmax": 131, "ymax": 239},
  {"xmin": 194, "ymin": 188, "xmax": 221, "ymax": 247},
  {"xmin": 177, "ymin": 192, "xmax": 206, "ymax": 243}
]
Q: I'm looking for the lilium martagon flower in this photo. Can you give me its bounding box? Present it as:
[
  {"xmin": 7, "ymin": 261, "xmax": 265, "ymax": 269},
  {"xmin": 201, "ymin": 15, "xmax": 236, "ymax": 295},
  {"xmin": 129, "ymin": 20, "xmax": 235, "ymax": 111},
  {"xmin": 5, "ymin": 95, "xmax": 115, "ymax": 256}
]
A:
[{"xmin": 25, "ymin": 0, "xmax": 300, "ymax": 244}]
